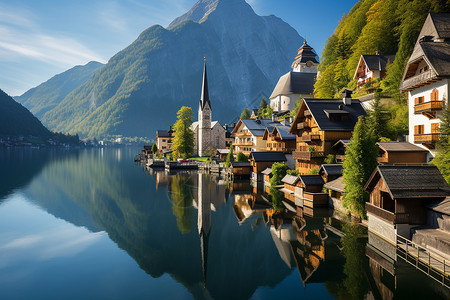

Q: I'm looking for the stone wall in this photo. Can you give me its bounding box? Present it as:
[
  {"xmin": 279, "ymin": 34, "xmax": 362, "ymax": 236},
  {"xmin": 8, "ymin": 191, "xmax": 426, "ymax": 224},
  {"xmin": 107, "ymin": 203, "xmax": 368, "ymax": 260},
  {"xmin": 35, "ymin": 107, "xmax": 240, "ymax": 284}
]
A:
[{"xmin": 368, "ymin": 213, "xmax": 396, "ymax": 245}]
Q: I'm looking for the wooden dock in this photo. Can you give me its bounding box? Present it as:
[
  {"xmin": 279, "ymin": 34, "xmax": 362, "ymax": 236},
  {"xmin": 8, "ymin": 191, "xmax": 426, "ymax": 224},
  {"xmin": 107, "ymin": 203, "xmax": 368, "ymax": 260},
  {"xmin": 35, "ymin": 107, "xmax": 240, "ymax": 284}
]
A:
[{"xmin": 165, "ymin": 161, "xmax": 199, "ymax": 170}]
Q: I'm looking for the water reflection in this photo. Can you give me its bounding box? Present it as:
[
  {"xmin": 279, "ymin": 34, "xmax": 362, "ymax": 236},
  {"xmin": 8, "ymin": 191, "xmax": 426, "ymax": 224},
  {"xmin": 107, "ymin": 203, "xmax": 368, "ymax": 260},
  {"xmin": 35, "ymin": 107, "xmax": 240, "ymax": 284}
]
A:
[{"xmin": 1, "ymin": 148, "xmax": 448, "ymax": 299}]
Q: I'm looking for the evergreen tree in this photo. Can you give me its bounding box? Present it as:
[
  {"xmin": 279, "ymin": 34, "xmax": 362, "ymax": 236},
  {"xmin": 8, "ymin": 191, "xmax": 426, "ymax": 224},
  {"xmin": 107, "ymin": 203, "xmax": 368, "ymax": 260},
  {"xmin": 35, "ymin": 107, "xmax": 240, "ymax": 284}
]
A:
[
  {"xmin": 367, "ymin": 90, "xmax": 390, "ymax": 140},
  {"xmin": 236, "ymin": 152, "xmax": 248, "ymax": 162},
  {"xmin": 257, "ymin": 97, "xmax": 268, "ymax": 116},
  {"xmin": 431, "ymin": 103, "xmax": 450, "ymax": 184},
  {"xmin": 342, "ymin": 116, "xmax": 378, "ymax": 218},
  {"xmin": 172, "ymin": 106, "xmax": 194, "ymax": 159},
  {"xmin": 270, "ymin": 162, "xmax": 289, "ymax": 187},
  {"xmin": 224, "ymin": 146, "xmax": 234, "ymax": 168},
  {"xmin": 240, "ymin": 108, "xmax": 251, "ymax": 119},
  {"xmin": 151, "ymin": 144, "xmax": 158, "ymax": 154}
]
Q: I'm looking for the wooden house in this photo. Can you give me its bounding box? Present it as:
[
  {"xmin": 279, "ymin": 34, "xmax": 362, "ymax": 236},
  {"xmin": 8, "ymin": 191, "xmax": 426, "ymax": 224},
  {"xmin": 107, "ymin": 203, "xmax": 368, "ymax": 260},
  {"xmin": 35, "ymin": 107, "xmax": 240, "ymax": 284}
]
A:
[
  {"xmin": 353, "ymin": 52, "xmax": 395, "ymax": 87},
  {"xmin": 400, "ymin": 13, "xmax": 450, "ymax": 155},
  {"xmin": 261, "ymin": 167, "xmax": 272, "ymax": 191},
  {"xmin": 331, "ymin": 139, "xmax": 350, "ymax": 163},
  {"xmin": 318, "ymin": 164, "xmax": 343, "ymax": 183},
  {"xmin": 280, "ymin": 174, "xmax": 327, "ymax": 211},
  {"xmin": 280, "ymin": 174, "xmax": 299, "ymax": 204},
  {"xmin": 289, "ymin": 90, "xmax": 366, "ymax": 174},
  {"xmin": 230, "ymin": 162, "xmax": 252, "ymax": 177},
  {"xmin": 262, "ymin": 123, "xmax": 296, "ymax": 153},
  {"xmin": 216, "ymin": 149, "xmax": 230, "ymax": 161},
  {"xmin": 249, "ymin": 151, "xmax": 287, "ymax": 182},
  {"xmin": 323, "ymin": 176, "xmax": 345, "ymax": 213},
  {"xmin": 376, "ymin": 142, "xmax": 428, "ymax": 165},
  {"xmin": 231, "ymin": 119, "xmax": 280, "ymax": 156},
  {"xmin": 364, "ymin": 165, "xmax": 450, "ymax": 244}
]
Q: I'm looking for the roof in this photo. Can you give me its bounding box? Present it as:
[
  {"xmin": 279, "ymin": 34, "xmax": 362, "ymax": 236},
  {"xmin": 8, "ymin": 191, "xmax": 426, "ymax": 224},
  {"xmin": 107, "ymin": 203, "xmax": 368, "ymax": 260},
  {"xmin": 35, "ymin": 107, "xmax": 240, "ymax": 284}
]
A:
[
  {"xmin": 428, "ymin": 196, "xmax": 450, "ymax": 215},
  {"xmin": 199, "ymin": 61, "xmax": 211, "ymax": 110},
  {"xmin": 319, "ymin": 164, "xmax": 343, "ymax": 176},
  {"xmin": 157, "ymin": 130, "xmax": 171, "ymax": 138},
  {"xmin": 361, "ymin": 54, "xmax": 395, "ymax": 71},
  {"xmin": 249, "ymin": 151, "xmax": 287, "ymax": 162},
  {"xmin": 324, "ymin": 176, "xmax": 345, "ymax": 193},
  {"xmin": 331, "ymin": 139, "xmax": 351, "ymax": 149},
  {"xmin": 261, "ymin": 167, "xmax": 272, "ymax": 175},
  {"xmin": 191, "ymin": 120, "xmax": 222, "ymax": 131},
  {"xmin": 233, "ymin": 119, "xmax": 280, "ymax": 137},
  {"xmin": 231, "ymin": 161, "xmax": 251, "ymax": 168},
  {"xmin": 365, "ymin": 166, "xmax": 450, "ymax": 199},
  {"xmin": 269, "ymin": 72, "xmax": 316, "ymax": 99},
  {"xmin": 216, "ymin": 149, "xmax": 230, "ymax": 154},
  {"xmin": 273, "ymin": 125, "xmax": 296, "ymax": 140},
  {"xmin": 299, "ymin": 175, "xmax": 324, "ymax": 186},
  {"xmin": 419, "ymin": 41, "xmax": 450, "ymax": 77},
  {"xmin": 296, "ymin": 98, "xmax": 366, "ymax": 132},
  {"xmin": 377, "ymin": 142, "xmax": 429, "ymax": 152},
  {"xmin": 282, "ymin": 174, "xmax": 299, "ymax": 185}
]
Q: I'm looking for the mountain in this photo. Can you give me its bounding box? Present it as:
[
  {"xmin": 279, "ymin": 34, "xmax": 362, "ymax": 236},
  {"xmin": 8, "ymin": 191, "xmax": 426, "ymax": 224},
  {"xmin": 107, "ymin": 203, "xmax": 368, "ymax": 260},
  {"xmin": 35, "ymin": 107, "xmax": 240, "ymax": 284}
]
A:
[
  {"xmin": 39, "ymin": 0, "xmax": 303, "ymax": 140},
  {"xmin": 0, "ymin": 88, "xmax": 51, "ymax": 138},
  {"xmin": 15, "ymin": 61, "xmax": 104, "ymax": 119}
]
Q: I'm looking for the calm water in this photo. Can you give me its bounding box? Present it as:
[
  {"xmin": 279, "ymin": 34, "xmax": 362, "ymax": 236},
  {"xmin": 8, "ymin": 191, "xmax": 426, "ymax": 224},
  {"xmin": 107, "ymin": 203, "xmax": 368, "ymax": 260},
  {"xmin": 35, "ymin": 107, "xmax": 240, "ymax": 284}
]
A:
[{"xmin": 0, "ymin": 148, "xmax": 448, "ymax": 300}]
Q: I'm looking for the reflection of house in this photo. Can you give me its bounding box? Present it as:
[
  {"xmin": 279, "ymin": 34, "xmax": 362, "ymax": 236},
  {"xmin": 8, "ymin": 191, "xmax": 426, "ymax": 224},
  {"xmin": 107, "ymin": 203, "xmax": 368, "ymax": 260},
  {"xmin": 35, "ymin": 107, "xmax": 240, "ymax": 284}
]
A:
[
  {"xmin": 289, "ymin": 91, "xmax": 366, "ymax": 174},
  {"xmin": 156, "ymin": 127, "xmax": 174, "ymax": 151},
  {"xmin": 249, "ymin": 152, "xmax": 287, "ymax": 182},
  {"xmin": 262, "ymin": 123, "xmax": 296, "ymax": 153},
  {"xmin": 376, "ymin": 142, "xmax": 428, "ymax": 165},
  {"xmin": 364, "ymin": 165, "xmax": 450, "ymax": 244},
  {"xmin": 231, "ymin": 119, "xmax": 279, "ymax": 156},
  {"xmin": 270, "ymin": 41, "xmax": 318, "ymax": 114},
  {"xmin": 400, "ymin": 14, "xmax": 450, "ymax": 155},
  {"xmin": 353, "ymin": 52, "xmax": 395, "ymax": 87}
]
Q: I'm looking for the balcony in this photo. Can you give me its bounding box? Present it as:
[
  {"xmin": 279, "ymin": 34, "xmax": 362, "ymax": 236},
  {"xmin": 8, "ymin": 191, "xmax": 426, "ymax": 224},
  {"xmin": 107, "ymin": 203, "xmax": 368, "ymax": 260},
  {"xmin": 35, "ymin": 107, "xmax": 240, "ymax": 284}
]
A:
[
  {"xmin": 234, "ymin": 131, "xmax": 253, "ymax": 138},
  {"xmin": 297, "ymin": 121, "xmax": 310, "ymax": 130},
  {"xmin": 301, "ymin": 134, "xmax": 321, "ymax": 142},
  {"xmin": 414, "ymin": 101, "xmax": 443, "ymax": 119},
  {"xmin": 233, "ymin": 141, "xmax": 254, "ymax": 147},
  {"xmin": 293, "ymin": 151, "xmax": 325, "ymax": 160},
  {"xmin": 400, "ymin": 69, "xmax": 435, "ymax": 91},
  {"xmin": 414, "ymin": 133, "xmax": 439, "ymax": 144},
  {"xmin": 261, "ymin": 147, "xmax": 292, "ymax": 153},
  {"xmin": 366, "ymin": 203, "xmax": 410, "ymax": 224}
]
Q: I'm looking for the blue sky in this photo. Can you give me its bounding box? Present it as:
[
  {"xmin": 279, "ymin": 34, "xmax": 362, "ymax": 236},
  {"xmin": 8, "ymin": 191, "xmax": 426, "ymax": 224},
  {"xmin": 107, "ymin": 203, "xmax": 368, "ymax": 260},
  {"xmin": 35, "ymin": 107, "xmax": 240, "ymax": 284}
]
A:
[{"xmin": 0, "ymin": 0, "xmax": 357, "ymax": 96}]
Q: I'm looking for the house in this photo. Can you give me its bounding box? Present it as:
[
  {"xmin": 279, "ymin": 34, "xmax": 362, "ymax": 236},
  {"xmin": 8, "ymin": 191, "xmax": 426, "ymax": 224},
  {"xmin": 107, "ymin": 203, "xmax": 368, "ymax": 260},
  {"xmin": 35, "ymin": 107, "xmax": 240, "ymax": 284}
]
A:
[
  {"xmin": 191, "ymin": 59, "xmax": 226, "ymax": 156},
  {"xmin": 270, "ymin": 41, "xmax": 318, "ymax": 114},
  {"xmin": 216, "ymin": 149, "xmax": 230, "ymax": 161},
  {"xmin": 231, "ymin": 119, "xmax": 280, "ymax": 156},
  {"xmin": 364, "ymin": 165, "xmax": 450, "ymax": 244},
  {"xmin": 223, "ymin": 123, "xmax": 235, "ymax": 148},
  {"xmin": 262, "ymin": 167, "xmax": 272, "ymax": 190},
  {"xmin": 376, "ymin": 142, "xmax": 428, "ymax": 165},
  {"xmin": 353, "ymin": 52, "xmax": 395, "ymax": 87},
  {"xmin": 289, "ymin": 90, "xmax": 366, "ymax": 175},
  {"xmin": 156, "ymin": 127, "xmax": 174, "ymax": 151},
  {"xmin": 318, "ymin": 164, "xmax": 343, "ymax": 183},
  {"xmin": 323, "ymin": 176, "xmax": 345, "ymax": 213},
  {"xmin": 262, "ymin": 122, "xmax": 296, "ymax": 153},
  {"xmin": 249, "ymin": 151, "xmax": 287, "ymax": 182},
  {"xmin": 331, "ymin": 139, "xmax": 350, "ymax": 163},
  {"xmin": 230, "ymin": 161, "xmax": 252, "ymax": 177},
  {"xmin": 400, "ymin": 13, "xmax": 450, "ymax": 156}
]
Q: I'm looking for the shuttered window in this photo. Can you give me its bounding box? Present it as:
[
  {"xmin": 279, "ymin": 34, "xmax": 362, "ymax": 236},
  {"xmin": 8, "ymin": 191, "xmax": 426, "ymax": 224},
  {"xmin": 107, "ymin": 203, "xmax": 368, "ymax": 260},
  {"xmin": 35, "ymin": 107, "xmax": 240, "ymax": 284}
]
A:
[
  {"xmin": 414, "ymin": 125, "xmax": 424, "ymax": 134},
  {"xmin": 431, "ymin": 123, "xmax": 439, "ymax": 133},
  {"xmin": 414, "ymin": 96, "xmax": 425, "ymax": 105},
  {"xmin": 431, "ymin": 89, "xmax": 439, "ymax": 101}
]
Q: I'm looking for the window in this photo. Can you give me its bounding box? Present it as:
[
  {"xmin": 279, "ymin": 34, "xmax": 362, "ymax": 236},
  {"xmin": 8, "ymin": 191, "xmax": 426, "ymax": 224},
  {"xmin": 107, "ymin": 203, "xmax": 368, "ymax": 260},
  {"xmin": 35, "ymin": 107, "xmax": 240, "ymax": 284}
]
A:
[
  {"xmin": 162, "ymin": 139, "xmax": 166, "ymax": 142},
  {"xmin": 431, "ymin": 89, "xmax": 439, "ymax": 101},
  {"xmin": 419, "ymin": 65, "xmax": 429, "ymax": 73},
  {"xmin": 414, "ymin": 125, "xmax": 424, "ymax": 135},
  {"xmin": 414, "ymin": 96, "xmax": 424, "ymax": 105}
]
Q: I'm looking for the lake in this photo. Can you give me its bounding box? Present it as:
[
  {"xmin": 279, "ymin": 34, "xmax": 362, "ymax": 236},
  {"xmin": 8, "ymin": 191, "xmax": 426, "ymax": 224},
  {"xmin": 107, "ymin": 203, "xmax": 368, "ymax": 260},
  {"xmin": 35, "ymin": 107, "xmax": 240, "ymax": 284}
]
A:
[{"xmin": 0, "ymin": 147, "xmax": 448, "ymax": 299}]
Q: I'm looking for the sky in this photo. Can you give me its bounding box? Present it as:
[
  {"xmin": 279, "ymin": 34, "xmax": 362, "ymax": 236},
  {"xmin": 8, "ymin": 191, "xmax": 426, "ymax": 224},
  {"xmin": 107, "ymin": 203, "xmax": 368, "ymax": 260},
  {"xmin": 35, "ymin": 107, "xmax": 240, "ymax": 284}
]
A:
[{"xmin": 0, "ymin": 0, "xmax": 357, "ymax": 96}]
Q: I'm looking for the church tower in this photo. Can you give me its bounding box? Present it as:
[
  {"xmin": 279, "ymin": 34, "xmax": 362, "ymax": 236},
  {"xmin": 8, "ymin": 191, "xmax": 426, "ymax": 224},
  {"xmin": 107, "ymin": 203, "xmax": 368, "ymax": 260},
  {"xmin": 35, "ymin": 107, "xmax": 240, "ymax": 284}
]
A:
[
  {"xmin": 291, "ymin": 40, "xmax": 319, "ymax": 73},
  {"xmin": 198, "ymin": 58, "xmax": 211, "ymax": 157}
]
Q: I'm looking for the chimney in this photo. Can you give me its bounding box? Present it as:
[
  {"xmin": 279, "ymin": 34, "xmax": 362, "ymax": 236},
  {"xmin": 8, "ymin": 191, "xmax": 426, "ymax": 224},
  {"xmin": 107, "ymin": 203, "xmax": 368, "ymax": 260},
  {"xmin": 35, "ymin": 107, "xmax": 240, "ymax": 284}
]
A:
[{"xmin": 342, "ymin": 89, "xmax": 353, "ymax": 106}]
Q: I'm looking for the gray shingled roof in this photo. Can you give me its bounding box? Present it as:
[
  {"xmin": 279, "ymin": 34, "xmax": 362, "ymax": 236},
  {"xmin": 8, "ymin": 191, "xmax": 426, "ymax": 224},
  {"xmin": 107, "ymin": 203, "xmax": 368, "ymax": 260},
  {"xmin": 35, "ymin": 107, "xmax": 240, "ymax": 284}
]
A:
[
  {"xmin": 377, "ymin": 142, "xmax": 428, "ymax": 152},
  {"xmin": 362, "ymin": 54, "xmax": 395, "ymax": 71},
  {"xmin": 273, "ymin": 124, "xmax": 296, "ymax": 140},
  {"xmin": 304, "ymin": 99, "xmax": 366, "ymax": 131},
  {"xmin": 269, "ymin": 72, "xmax": 316, "ymax": 99},
  {"xmin": 249, "ymin": 151, "xmax": 287, "ymax": 162},
  {"xmin": 231, "ymin": 162, "xmax": 251, "ymax": 168},
  {"xmin": 299, "ymin": 175, "xmax": 324, "ymax": 186},
  {"xmin": 282, "ymin": 174, "xmax": 299, "ymax": 185},
  {"xmin": 332, "ymin": 139, "xmax": 351, "ymax": 149},
  {"xmin": 366, "ymin": 166, "xmax": 450, "ymax": 199},
  {"xmin": 261, "ymin": 167, "xmax": 272, "ymax": 175},
  {"xmin": 319, "ymin": 164, "xmax": 343, "ymax": 176},
  {"xmin": 428, "ymin": 196, "xmax": 450, "ymax": 216},
  {"xmin": 240, "ymin": 119, "xmax": 279, "ymax": 137},
  {"xmin": 324, "ymin": 176, "xmax": 345, "ymax": 192},
  {"xmin": 420, "ymin": 41, "xmax": 450, "ymax": 77},
  {"xmin": 157, "ymin": 130, "xmax": 171, "ymax": 137}
]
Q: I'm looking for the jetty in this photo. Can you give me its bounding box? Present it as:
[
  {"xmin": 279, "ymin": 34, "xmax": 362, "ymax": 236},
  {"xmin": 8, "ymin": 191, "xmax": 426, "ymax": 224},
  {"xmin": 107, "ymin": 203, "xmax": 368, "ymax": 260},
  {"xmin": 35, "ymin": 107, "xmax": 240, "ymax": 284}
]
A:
[{"xmin": 165, "ymin": 161, "xmax": 199, "ymax": 170}]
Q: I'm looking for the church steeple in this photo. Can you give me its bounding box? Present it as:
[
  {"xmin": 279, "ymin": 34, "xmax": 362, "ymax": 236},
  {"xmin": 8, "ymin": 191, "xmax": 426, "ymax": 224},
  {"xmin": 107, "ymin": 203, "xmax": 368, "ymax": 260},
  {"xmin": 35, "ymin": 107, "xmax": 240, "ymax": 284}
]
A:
[
  {"xmin": 291, "ymin": 40, "xmax": 319, "ymax": 73},
  {"xmin": 200, "ymin": 57, "xmax": 211, "ymax": 110}
]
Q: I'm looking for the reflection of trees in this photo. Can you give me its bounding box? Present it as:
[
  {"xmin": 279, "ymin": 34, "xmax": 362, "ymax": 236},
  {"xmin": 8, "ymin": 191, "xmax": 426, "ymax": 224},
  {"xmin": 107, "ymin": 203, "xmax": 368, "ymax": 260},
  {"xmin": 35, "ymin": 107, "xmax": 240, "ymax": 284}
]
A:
[
  {"xmin": 169, "ymin": 174, "xmax": 194, "ymax": 234},
  {"xmin": 269, "ymin": 187, "xmax": 285, "ymax": 211},
  {"xmin": 342, "ymin": 221, "xmax": 369, "ymax": 299}
]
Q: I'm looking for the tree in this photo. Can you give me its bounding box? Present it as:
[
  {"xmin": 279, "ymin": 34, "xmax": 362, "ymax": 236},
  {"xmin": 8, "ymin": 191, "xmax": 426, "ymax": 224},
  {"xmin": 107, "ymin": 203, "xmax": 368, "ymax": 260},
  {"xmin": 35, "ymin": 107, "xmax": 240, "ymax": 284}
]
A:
[
  {"xmin": 270, "ymin": 162, "xmax": 289, "ymax": 187},
  {"xmin": 236, "ymin": 152, "xmax": 248, "ymax": 162},
  {"xmin": 324, "ymin": 154, "xmax": 336, "ymax": 164},
  {"xmin": 367, "ymin": 90, "xmax": 390, "ymax": 140},
  {"xmin": 172, "ymin": 106, "xmax": 194, "ymax": 159},
  {"xmin": 224, "ymin": 146, "xmax": 234, "ymax": 168},
  {"xmin": 151, "ymin": 144, "xmax": 158, "ymax": 154},
  {"xmin": 240, "ymin": 108, "xmax": 251, "ymax": 119},
  {"xmin": 257, "ymin": 97, "xmax": 268, "ymax": 116},
  {"xmin": 342, "ymin": 116, "xmax": 378, "ymax": 218},
  {"xmin": 431, "ymin": 102, "xmax": 450, "ymax": 184}
]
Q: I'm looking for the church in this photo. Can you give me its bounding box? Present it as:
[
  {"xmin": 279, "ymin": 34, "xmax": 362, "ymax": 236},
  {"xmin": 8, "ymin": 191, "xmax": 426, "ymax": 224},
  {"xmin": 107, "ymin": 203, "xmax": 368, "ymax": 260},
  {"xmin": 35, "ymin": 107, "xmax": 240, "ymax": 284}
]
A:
[{"xmin": 191, "ymin": 60, "xmax": 226, "ymax": 157}]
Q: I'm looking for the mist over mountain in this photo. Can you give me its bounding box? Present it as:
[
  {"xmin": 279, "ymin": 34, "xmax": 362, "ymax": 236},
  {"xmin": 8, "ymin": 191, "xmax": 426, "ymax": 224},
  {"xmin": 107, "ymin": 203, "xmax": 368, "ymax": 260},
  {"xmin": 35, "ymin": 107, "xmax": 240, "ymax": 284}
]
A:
[
  {"xmin": 15, "ymin": 61, "xmax": 104, "ymax": 119},
  {"xmin": 35, "ymin": 0, "xmax": 303, "ymax": 139}
]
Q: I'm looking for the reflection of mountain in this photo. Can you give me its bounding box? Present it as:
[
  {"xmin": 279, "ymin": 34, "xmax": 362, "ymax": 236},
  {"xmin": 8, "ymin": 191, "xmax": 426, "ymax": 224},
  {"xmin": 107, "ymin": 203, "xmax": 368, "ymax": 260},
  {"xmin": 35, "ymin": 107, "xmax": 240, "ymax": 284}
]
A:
[
  {"xmin": 22, "ymin": 149, "xmax": 292, "ymax": 300},
  {"xmin": 0, "ymin": 149, "xmax": 51, "ymax": 200}
]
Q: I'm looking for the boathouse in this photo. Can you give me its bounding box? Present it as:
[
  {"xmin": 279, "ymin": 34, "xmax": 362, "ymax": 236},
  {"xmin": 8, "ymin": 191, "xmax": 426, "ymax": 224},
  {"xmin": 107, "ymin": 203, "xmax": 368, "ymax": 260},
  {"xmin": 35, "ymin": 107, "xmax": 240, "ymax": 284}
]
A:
[
  {"xmin": 230, "ymin": 161, "xmax": 252, "ymax": 178},
  {"xmin": 318, "ymin": 164, "xmax": 343, "ymax": 183},
  {"xmin": 364, "ymin": 165, "xmax": 450, "ymax": 244},
  {"xmin": 249, "ymin": 152, "xmax": 287, "ymax": 182}
]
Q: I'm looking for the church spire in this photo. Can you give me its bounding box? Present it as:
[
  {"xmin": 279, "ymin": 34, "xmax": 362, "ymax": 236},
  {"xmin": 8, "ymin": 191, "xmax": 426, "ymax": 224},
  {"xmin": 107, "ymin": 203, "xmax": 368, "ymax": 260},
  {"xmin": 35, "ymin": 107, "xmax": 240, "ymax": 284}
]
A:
[{"xmin": 200, "ymin": 57, "xmax": 211, "ymax": 110}]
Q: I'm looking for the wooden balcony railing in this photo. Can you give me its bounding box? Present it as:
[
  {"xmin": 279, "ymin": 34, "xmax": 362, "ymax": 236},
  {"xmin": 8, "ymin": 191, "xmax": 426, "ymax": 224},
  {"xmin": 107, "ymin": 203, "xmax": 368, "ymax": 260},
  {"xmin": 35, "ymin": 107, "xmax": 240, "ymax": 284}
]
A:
[
  {"xmin": 414, "ymin": 101, "xmax": 443, "ymax": 114},
  {"xmin": 233, "ymin": 141, "xmax": 254, "ymax": 147},
  {"xmin": 366, "ymin": 202, "xmax": 410, "ymax": 224},
  {"xmin": 335, "ymin": 154, "xmax": 345, "ymax": 162},
  {"xmin": 414, "ymin": 133, "xmax": 439, "ymax": 144},
  {"xmin": 400, "ymin": 69, "xmax": 434, "ymax": 91},
  {"xmin": 301, "ymin": 134, "xmax": 321, "ymax": 142},
  {"xmin": 297, "ymin": 121, "xmax": 310, "ymax": 130},
  {"xmin": 293, "ymin": 151, "xmax": 325, "ymax": 160},
  {"xmin": 234, "ymin": 131, "xmax": 253, "ymax": 137}
]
